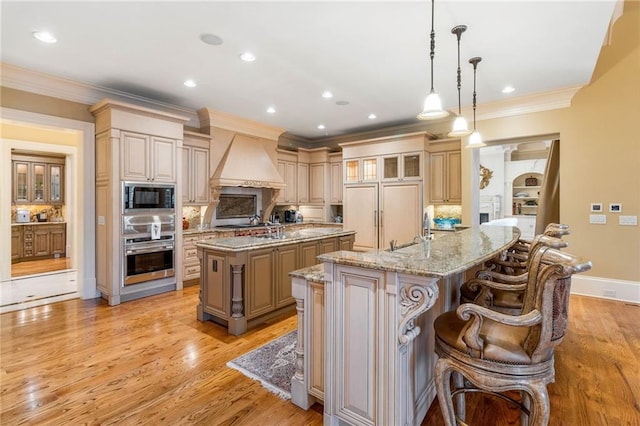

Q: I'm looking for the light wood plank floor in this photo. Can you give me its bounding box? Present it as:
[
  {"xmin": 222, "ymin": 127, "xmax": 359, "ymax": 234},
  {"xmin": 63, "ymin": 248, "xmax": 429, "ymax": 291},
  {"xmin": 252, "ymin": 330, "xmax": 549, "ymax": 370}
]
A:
[
  {"xmin": 1, "ymin": 286, "xmax": 638, "ymax": 425},
  {"xmin": 11, "ymin": 257, "xmax": 72, "ymax": 278}
]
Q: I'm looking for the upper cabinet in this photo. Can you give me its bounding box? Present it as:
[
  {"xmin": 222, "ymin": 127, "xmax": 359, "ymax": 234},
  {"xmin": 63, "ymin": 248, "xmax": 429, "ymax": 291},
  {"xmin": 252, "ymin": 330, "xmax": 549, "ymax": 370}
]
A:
[
  {"xmin": 344, "ymin": 157, "xmax": 378, "ymax": 184},
  {"xmin": 381, "ymin": 152, "xmax": 422, "ymax": 182},
  {"xmin": 182, "ymin": 131, "xmax": 211, "ymax": 205},
  {"xmin": 276, "ymin": 151, "xmax": 298, "ymax": 204},
  {"xmin": 12, "ymin": 154, "xmax": 65, "ymax": 204},
  {"xmin": 428, "ymin": 139, "xmax": 462, "ymax": 204},
  {"xmin": 329, "ymin": 153, "xmax": 343, "ymax": 204},
  {"xmin": 121, "ymin": 131, "xmax": 176, "ymax": 183}
]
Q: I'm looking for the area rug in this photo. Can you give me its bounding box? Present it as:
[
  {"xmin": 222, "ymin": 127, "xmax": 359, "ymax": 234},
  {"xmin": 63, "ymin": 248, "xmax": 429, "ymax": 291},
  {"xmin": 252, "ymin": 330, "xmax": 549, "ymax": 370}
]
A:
[{"xmin": 227, "ymin": 330, "xmax": 297, "ymax": 399}]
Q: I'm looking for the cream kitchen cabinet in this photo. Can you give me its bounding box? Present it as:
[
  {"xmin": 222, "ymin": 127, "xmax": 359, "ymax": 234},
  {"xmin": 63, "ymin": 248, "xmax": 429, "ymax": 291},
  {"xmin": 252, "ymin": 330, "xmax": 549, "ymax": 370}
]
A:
[
  {"xmin": 181, "ymin": 131, "xmax": 211, "ymax": 205},
  {"xmin": 277, "ymin": 159, "xmax": 298, "ymax": 204},
  {"xmin": 309, "ymin": 163, "xmax": 326, "ymax": 204},
  {"xmin": 429, "ymin": 149, "xmax": 461, "ymax": 204},
  {"xmin": 329, "ymin": 156, "xmax": 343, "ymax": 204},
  {"xmin": 344, "ymin": 157, "xmax": 378, "ymax": 184},
  {"xmin": 344, "ymin": 182, "xmax": 422, "ymax": 251},
  {"xmin": 182, "ymin": 231, "xmax": 217, "ymax": 282},
  {"xmin": 381, "ymin": 152, "xmax": 422, "ymax": 182},
  {"xmin": 121, "ymin": 131, "xmax": 176, "ymax": 183},
  {"xmin": 11, "ymin": 227, "xmax": 22, "ymax": 262},
  {"xmin": 297, "ymin": 162, "xmax": 309, "ymax": 204},
  {"xmin": 299, "ymin": 237, "xmax": 337, "ymax": 269}
]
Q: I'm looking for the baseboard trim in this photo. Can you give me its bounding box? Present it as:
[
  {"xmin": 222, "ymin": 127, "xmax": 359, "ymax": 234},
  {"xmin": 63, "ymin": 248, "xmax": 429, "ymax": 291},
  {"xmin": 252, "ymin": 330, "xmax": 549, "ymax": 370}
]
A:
[{"xmin": 571, "ymin": 275, "xmax": 640, "ymax": 304}]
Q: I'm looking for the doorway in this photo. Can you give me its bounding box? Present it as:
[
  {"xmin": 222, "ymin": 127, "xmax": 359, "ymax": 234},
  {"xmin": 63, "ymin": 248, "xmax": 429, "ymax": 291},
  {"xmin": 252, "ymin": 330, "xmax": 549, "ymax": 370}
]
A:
[{"xmin": 1, "ymin": 108, "xmax": 97, "ymax": 313}]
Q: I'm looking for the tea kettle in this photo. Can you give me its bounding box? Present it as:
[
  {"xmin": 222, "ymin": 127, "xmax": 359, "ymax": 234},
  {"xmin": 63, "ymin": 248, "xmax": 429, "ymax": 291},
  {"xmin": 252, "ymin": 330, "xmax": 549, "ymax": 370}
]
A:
[{"xmin": 249, "ymin": 215, "xmax": 260, "ymax": 226}]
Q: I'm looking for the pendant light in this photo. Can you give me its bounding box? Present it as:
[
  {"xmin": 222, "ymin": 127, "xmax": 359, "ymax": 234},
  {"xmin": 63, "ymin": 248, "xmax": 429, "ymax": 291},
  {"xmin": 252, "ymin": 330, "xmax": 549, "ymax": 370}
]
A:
[
  {"xmin": 417, "ymin": 0, "xmax": 449, "ymax": 120},
  {"xmin": 466, "ymin": 56, "xmax": 486, "ymax": 148},
  {"xmin": 448, "ymin": 25, "xmax": 471, "ymax": 137}
]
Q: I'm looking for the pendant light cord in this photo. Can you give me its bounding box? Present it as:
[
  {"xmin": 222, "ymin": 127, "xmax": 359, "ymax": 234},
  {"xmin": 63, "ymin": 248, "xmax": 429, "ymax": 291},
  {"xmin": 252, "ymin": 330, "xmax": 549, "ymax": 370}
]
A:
[
  {"xmin": 470, "ymin": 57, "xmax": 482, "ymax": 130},
  {"xmin": 429, "ymin": 0, "xmax": 436, "ymax": 92}
]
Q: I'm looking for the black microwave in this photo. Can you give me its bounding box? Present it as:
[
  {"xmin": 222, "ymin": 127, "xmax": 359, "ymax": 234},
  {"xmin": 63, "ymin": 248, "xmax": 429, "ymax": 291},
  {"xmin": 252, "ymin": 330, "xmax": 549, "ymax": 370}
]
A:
[{"xmin": 123, "ymin": 182, "xmax": 175, "ymax": 213}]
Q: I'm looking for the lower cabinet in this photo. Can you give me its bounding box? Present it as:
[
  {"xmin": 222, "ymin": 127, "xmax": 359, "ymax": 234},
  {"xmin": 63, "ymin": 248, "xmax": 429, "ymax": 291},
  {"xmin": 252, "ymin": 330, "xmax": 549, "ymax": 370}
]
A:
[
  {"xmin": 11, "ymin": 224, "xmax": 66, "ymax": 263},
  {"xmin": 182, "ymin": 232, "xmax": 216, "ymax": 282},
  {"xmin": 198, "ymin": 232, "xmax": 354, "ymax": 335}
]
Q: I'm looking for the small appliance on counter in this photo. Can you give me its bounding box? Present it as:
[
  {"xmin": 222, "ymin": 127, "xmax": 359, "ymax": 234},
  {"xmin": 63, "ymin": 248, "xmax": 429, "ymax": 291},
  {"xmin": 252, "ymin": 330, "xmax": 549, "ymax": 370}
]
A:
[
  {"xmin": 284, "ymin": 209, "xmax": 297, "ymax": 223},
  {"xmin": 16, "ymin": 209, "xmax": 30, "ymax": 223},
  {"xmin": 37, "ymin": 211, "xmax": 48, "ymax": 222}
]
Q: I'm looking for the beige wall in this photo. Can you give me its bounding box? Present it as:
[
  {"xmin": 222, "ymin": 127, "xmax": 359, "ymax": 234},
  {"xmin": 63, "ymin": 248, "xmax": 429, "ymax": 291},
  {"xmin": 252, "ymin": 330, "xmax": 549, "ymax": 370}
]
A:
[
  {"xmin": 462, "ymin": 1, "xmax": 640, "ymax": 281},
  {"xmin": 1, "ymin": 87, "xmax": 94, "ymax": 123}
]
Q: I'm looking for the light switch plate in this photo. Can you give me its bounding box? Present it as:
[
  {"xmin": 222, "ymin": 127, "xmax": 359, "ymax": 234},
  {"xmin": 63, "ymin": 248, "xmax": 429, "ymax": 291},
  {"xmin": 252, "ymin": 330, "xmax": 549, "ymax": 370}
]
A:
[
  {"xmin": 619, "ymin": 215, "xmax": 638, "ymax": 226},
  {"xmin": 589, "ymin": 214, "xmax": 606, "ymax": 224}
]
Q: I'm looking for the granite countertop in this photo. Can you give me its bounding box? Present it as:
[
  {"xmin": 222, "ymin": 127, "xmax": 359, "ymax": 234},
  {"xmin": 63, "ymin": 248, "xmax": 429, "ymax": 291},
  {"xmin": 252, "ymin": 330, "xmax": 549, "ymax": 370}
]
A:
[
  {"xmin": 317, "ymin": 226, "xmax": 520, "ymax": 279},
  {"xmin": 289, "ymin": 264, "xmax": 326, "ymax": 282},
  {"xmin": 197, "ymin": 227, "xmax": 355, "ymax": 252},
  {"xmin": 183, "ymin": 222, "xmax": 342, "ymax": 236}
]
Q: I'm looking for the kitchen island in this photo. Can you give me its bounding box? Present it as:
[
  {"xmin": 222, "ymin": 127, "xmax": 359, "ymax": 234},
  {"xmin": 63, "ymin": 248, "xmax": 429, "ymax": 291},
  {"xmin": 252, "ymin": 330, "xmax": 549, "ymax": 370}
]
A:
[
  {"xmin": 290, "ymin": 225, "xmax": 520, "ymax": 426},
  {"xmin": 196, "ymin": 227, "xmax": 355, "ymax": 335}
]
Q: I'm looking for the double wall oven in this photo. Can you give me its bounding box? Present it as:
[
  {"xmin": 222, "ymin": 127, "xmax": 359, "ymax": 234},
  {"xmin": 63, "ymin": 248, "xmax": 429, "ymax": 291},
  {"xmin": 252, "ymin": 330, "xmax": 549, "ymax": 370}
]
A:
[{"xmin": 122, "ymin": 182, "xmax": 176, "ymax": 286}]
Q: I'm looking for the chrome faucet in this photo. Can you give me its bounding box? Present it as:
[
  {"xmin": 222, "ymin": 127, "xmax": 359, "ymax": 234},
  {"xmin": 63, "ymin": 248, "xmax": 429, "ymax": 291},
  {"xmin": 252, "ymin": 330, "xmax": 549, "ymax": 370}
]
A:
[
  {"xmin": 420, "ymin": 212, "xmax": 433, "ymax": 241},
  {"xmin": 389, "ymin": 239, "xmax": 398, "ymax": 251}
]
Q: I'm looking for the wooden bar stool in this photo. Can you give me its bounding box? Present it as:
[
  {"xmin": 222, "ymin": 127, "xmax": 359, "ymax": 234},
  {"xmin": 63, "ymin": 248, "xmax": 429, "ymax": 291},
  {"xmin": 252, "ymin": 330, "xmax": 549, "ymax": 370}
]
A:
[{"xmin": 434, "ymin": 245, "xmax": 591, "ymax": 425}]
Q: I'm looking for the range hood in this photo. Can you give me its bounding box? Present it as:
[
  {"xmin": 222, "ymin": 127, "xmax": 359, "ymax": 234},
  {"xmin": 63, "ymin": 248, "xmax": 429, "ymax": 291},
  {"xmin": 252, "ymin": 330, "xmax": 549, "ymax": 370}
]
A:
[{"xmin": 209, "ymin": 134, "xmax": 285, "ymax": 189}]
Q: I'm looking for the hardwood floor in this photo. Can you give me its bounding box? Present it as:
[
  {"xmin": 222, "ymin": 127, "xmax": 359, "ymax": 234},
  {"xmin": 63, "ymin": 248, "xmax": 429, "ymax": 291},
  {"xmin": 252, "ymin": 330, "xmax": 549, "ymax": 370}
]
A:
[
  {"xmin": 11, "ymin": 257, "xmax": 72, "ymax": 278},
  {"xmin": 1, "ymin": 286, "xmax": 638, "ymax": 425}
]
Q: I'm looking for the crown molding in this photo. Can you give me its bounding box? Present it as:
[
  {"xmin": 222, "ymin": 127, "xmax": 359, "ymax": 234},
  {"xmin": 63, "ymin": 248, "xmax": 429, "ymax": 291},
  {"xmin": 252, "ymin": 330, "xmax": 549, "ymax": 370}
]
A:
[
  {"xmin": 462, "ymin": 86, "xmax": 581, "ymax": 121},
  {"xmin": 1, "ymin": 62, "xmax": 200, "ymax": 127}
]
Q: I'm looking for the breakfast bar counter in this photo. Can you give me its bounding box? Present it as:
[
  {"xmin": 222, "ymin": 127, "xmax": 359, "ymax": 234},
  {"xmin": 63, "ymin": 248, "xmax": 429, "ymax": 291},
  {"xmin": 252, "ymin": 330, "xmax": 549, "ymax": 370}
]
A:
[{"xmin": 290, "ymin": 226, "xmax": 520, "ymax": 426}]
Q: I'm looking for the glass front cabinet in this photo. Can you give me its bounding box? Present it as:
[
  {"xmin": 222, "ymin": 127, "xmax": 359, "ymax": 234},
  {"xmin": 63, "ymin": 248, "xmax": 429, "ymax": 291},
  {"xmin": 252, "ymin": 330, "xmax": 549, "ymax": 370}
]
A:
[
  {"xmin": 344, "ymin": 157, "xmax": 378, "ymax": 184},
  {"xmin": 12, "ymin": 155, "xmax": 65, "ymax": 204},
  {"xmin": 382, "ymin": 152, "xmax": 422, "ymax": 181}
]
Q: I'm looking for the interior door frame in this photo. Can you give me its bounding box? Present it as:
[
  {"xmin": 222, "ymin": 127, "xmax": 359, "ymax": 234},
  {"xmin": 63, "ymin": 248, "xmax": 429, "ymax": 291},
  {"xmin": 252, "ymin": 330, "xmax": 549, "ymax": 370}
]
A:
[{"xmin": 1, "ymin": 107, "xmax": 98, "ymax": 299}]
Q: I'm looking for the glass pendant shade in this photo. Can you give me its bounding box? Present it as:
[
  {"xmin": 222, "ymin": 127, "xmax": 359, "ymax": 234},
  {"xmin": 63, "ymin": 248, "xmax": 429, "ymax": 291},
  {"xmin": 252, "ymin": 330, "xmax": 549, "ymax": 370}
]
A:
[
  {"xmin": 417, "ymin": 90, "xmax": 449, "ymax": 120},
  {"xmin": 467, "ymin": 129, "xmax": 486, "ymax": 148},
  {"xmin": 448, "ymin": 115, "xmax": 471, "ymax": 137}
]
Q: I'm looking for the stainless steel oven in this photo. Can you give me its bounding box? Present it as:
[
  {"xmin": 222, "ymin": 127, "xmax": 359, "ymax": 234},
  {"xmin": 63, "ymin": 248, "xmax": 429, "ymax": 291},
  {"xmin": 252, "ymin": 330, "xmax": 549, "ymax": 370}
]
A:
[
  {"xmin": 123, "ymin": 235, "xmax": 175, "ymax": 286},
  {"xmin": 123, "ymin": 181, "xmax": 175, "ymax": 214}
]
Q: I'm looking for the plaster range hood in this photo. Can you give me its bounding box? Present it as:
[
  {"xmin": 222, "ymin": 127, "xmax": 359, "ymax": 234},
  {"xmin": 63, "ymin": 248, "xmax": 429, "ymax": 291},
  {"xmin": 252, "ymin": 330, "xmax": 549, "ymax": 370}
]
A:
[{"xmin": 209, "ymin": 133, "xmax": 285, "ymax": 190}]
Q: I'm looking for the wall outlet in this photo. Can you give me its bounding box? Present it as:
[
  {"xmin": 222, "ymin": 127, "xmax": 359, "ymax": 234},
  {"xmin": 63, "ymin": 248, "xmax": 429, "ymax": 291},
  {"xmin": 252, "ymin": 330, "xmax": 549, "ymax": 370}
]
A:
[
  {"xmin": 619, "ymin": 215, "xmax": 638, "ymax": 226},
  {"xmin": 603, "ymin": 289, "xmax": 616, "ymax": 298}
]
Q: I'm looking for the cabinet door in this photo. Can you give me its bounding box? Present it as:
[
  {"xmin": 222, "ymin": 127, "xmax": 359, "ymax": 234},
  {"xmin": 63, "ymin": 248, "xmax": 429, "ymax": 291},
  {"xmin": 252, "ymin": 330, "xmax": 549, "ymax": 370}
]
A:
[
  {"xmin": 275, "ymin": 245, "xmax": 298, "ymax": 308},
  {"xmin": 344, "ymin": 184, "xmax": 378, "ymax": 251},
  {"xmin": 330, "ymin": 162, "xmax": 343, "ymax": 203},
  {"xmin": 309, "ymin": 163, "xmax": 326, "ymax": 204},
  {"xmin": 380, "ymin": 182, "xmax": 422, "ymax": 248},
  {"xmin": 299, "ymin": 240, "xmax": 319, "ymax": 269},
  {"xmin": 338, "ymin": 235, "xmax": 354, "ymax": 251},
  {"xmin": 192, "ymin": 147, "xmax": 210, "ymax": 204},
  {"xmin": 121, "ymin": 132, "xmax": 150, "ymax": 181},
  {"xmin": 429, "ymin": 153, "xmax": 447, "ymax": 203},
  {"xmin": 403, "ymin": 153, "xmax": 421, "ymax": 180},
  {"xmin": 13, "ymin": 161, "xmax": 30, "ymax": 203},
  {"xmin": 151, "ymin": 136, "xmax": 176, "ymax": 182},
  {"xmin": 49, "ymin": 164, "xmax": 64, "ymax": 204},
  {"xmin": 382, "ymin": 156, "xmax": 399, "ymax": 180},
  {"xmin": 201, "ymin": 251, "xmax": 230, "ymax": 318},
  {"xmin": 297, "ymin": 163, "xmax": 309, "ymax": 204},
  {"xmin": 32, "ymin": 163, "xmax": 47, "ymax": 203},
  {"xmin": 446, "ymin": 151, "xmax": 462, "ymax": 203},
  {"xmin": 50, "ymin": 225, "xmax": 66, "ymax": 255},
  {"xmin": 180, "ymin": 146, "xmax": 191, "ymax": 203},
  {"xmin": 318, "ymin": 238, "xmax": 336, "ymax": 255},
  {"xmin": 344, "ymin": 160, "xmax": 359, "ymax": 184},
  {"xmin": 23, "ymin": 226, "xmax": 34, "ymax": 258},
  {"xmin": 246, "ymin": 248, "xmax": 275, "ymax": 319},
  {"xmin": 33, "ymin": 227, "xmax": 51, "ymax": 256},
  {"xmin": 284, "ymin": 162, "xmax": 297, "ymax": 203},
  {"xmin": 11, "ymin": 227, "xmax": 22, "ymax": 261}
]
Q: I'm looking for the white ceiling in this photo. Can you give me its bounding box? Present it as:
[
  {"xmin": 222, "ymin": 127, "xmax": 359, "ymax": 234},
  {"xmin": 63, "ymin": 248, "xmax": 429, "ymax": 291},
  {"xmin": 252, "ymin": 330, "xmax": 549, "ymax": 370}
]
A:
[{"xmin": 1, "ymin": 1, "xmax": 617, "ymax": 140}]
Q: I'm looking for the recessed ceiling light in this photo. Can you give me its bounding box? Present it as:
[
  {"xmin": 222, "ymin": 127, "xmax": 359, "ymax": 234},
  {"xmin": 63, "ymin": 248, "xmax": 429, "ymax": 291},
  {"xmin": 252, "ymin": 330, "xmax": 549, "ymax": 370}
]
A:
[
  {"xmin": 240, "ymin": 52, "xmax": 256, "ymax": 62},
  {"xmin": 368, "ymin": 114, "xmax": 377, "ymax": 119},
  {"xmin": 200, "ymin": 33, "xmax": 223, "ymax": 46},
  {"xmin": 266, "ymin": 106, "xmax": 276, "ymax": 114},
  {"xmin": 183, "ymin": 79, "xmax": 197, "ymax": 88},
  {"xmin": 502, "ymin": 86, "xmax": 515, "ymax": 94},
  {"xmin": 317, "ymin": 124, "xmax": 326, "ymax": 130},
  {"xmin": 336, "ymin": 100, "xmax": 349, "ymax": 106},
  {"xmin": 33, "ymin": 31, "xmax": 57, "ymax": 43},
  {"xmin": 322, "ymin": 91, "xmax": 333, "ymax": 99}
]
